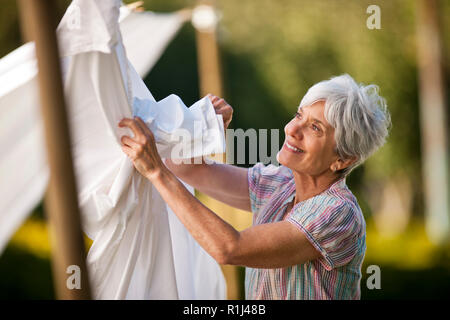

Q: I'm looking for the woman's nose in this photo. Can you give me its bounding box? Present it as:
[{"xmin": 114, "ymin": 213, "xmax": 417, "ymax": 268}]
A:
[{"xmin": 285, "ymin": 120, "xmax": 304, "ymax": 140}]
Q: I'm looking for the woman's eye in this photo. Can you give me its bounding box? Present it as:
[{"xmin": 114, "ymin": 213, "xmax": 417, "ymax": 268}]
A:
[
  {"xmin": 312, "ymin": 124, "xmax": 320, "ymax": 132},
  {"xmin": 294, "ymin": 112, "xmax": 301, "ymax": 119}
]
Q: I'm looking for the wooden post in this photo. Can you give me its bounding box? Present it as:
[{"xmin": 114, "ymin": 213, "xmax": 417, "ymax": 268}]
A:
[
  {"xmin": 17, "ymin": 0, "xmax": 91, "ymax": 299},
  {"xmin": 192, "ymin": 1, "xmax": 247, "ymax": 300},
  {"xmin": 193, "ymin": 1, "xmax": 223, "ymax": 98},
  {"xmin": 417, "ymin": 0, "xmax": 449, "ymax": 244}
]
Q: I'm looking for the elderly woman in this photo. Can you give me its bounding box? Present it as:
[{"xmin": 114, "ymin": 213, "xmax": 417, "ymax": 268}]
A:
[{"xmin": 118, "ymin": 74, "xmax": 390, "ymax": 300}]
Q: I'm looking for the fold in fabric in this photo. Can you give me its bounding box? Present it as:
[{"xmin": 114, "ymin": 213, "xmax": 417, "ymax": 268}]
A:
[{"xmin": 0, "ymin": 0, "xmax": 226, "ymax": 299}]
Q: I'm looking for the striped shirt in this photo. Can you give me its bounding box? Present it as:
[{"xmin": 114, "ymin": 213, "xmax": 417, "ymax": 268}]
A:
[{"xmin": 245, "ymin": 163, "xmax": 366, "ymax": 300}]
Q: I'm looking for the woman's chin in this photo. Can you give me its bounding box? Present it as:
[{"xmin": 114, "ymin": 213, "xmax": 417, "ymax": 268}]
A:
[{"xmin": 277, "ymin": 150, "xmax": 294, "ymax": 168}]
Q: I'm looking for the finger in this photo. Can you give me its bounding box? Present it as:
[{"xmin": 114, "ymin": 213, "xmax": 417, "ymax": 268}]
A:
[
  {"xmin": 121, "ymin": 144, "xmax": 136, "ymax": 159},
  {"xmin": 214, "ymin": 105, "xmax": 231, "ymax": 115},
  {"xmin": 213, "ymin": 98, "xmax": 227, "ymax": 108},
  {"xmin": 119, "ymin": 118, "xmax": 145, "ymax": 139},
  {"xmin": 120, "ymin": 135, "xmax": 140, "ymax": 148},
  {"xmin": 134, "ymin": 116, "xmax": 155, "ymax": 141},
  {"xmin": 209, "ymin": 94, "xmax": 219, "ymax": 103},
  {"xmin": 213, "ymin": 105, "xmax": 225, "ymax": 114}
]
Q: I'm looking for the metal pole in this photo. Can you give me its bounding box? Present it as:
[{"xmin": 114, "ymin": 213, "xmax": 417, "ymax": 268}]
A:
[
  {"xmin": 17, "ymin": 0, "xmax": 91, "ymax": 299},
  {"xmin": 417, "ymin": 0, "xmax": 449, "ymax": 244}
]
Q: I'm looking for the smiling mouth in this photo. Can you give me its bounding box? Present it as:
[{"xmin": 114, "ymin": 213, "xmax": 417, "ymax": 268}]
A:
[{"xmin": 285, "ymin": 142, "xmax": 304, "ymax": 153}]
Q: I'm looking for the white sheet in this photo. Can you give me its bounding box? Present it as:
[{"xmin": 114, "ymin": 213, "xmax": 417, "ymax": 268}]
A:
[{"xmin": 0, "ymin": 0, "xmax": 226, "ymax": 300}]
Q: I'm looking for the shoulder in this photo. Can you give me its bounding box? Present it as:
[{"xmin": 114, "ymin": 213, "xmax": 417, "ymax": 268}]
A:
[
  {"xmin": 288, "ymin": 187, "xmax": 366, "ymax": 269},
  {"xmin": 290, "ymin": 181, "xmax": 365, "ymax": 237},
  {"xmin": 327, "ymin": 180, "xmax": 365, "ymax": 231}
]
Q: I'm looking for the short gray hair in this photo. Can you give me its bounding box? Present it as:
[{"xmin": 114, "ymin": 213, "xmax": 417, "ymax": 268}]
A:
[{"xmin": 299, "ymin": 74, "xmax": 391, "ymax": 176}]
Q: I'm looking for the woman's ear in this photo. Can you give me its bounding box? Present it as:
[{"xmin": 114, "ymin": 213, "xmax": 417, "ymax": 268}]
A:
[{"xmin": 330, "ymin": 156, "xmax": 357, "ymax": 172}]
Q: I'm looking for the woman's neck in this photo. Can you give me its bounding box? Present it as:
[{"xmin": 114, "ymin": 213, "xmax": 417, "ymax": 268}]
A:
[{"xmin": 291, "ymin": 170, "xmax": 342, "ymax": 204}]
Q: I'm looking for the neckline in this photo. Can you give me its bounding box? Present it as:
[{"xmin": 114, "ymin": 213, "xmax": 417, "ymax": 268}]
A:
[{"xmin": 281, "ymin": 173, "xmax": 346, "ymax": 218}]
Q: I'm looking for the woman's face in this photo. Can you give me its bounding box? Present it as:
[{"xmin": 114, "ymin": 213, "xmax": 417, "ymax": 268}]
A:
[{"xmin": 277, "ymin": 101, "xmax": 339, "ymax": 177}]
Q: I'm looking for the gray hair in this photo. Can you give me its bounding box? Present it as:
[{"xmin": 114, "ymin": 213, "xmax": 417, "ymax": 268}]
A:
[{"xmin": 299, "ymin": 74, "xmax": 391, "ymax": 176}]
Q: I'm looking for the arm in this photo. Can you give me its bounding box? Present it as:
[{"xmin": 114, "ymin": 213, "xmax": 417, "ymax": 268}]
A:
[
  {"xmin": 118, "ymin": 117, "xmax": 322, "ymax": 268},
  {"xmin": 152, "ymin": 167, "xmax": 321, "ymax": 267},
  {"xmin": 165, "ymin": 159, "xmax": 251, "ymax": 211},
  {"xmin": 164, "ymin": 94, "xmax": 250, "ymax": 211}
]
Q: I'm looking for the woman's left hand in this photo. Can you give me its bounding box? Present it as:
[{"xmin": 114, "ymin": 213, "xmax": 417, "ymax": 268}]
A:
[{"xmin": 118, "ymin": 117, "xmax": 165, "ymax": 181}]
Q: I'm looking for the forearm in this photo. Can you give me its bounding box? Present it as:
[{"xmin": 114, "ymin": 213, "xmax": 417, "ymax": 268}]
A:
[
  {"xmin": 164, "ymin": 158, "xmax": 251, "ymax": 211},
  {"xmin": 164, "ymin": 157, "xmax": 208, "ymax": 182},
  {"xmin": 150, "ymin": 167, "xmax": 240, "ymax": 264}
]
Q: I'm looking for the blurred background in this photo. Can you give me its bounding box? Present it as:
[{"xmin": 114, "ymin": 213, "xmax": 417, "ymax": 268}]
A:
[{"xmin": 0, "ymin": 0, "xmax": 449, "ymax": 299}]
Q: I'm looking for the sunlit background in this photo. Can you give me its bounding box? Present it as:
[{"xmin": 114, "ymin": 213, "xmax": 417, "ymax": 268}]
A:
[{"xmin": 1, "ymin": 0, "xmax": 449, "ymax": 299}]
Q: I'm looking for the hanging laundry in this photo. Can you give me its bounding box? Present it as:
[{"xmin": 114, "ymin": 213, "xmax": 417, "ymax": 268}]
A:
[{"xmin": 0, "ymin": 0, "xmax": 226, "ymax": 299}]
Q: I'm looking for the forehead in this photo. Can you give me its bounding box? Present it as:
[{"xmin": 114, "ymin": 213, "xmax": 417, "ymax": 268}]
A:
[{"xmin": 298, "ymin": 101, "xmax": 330, "ymax": 125}]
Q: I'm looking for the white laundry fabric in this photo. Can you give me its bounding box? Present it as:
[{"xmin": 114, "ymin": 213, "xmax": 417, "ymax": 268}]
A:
[
  {"xmin": 0, "ymin": 42, "xmax": 48, "ymax": 255},
  {"xmin": 118, "ymin": 5, "xmax": 188, "ymax": 78},
  {"xmin": 0, "ymin": 0, "xmax": 226, "ymax": 299}
]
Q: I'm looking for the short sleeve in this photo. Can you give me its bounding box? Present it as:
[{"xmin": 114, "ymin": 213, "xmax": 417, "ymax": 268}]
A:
[
  {"xmin": 248, "ymin": 163, "xmax": 290, "ymax": 214},
  {"xmin": 287, "ymin": 200, "xmax": 361, "ymax": 271}
]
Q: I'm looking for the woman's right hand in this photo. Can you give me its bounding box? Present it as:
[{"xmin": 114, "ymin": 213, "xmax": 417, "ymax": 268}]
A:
[{"xmin": 207, "ymin": 94, "xmax": 233, "ymax": 129}]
